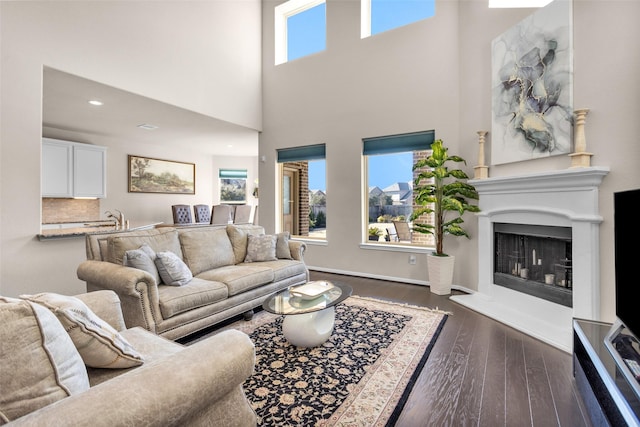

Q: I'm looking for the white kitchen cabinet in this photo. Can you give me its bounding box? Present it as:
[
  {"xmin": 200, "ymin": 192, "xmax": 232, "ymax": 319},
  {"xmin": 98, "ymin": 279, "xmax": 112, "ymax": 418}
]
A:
[
  {"xmin": 42, "ymin": 138, "xmax": 73, "ymax": 197},
  {"xmin": 42, "ymin": 138, "xmax": 107, "ymax": 198}
]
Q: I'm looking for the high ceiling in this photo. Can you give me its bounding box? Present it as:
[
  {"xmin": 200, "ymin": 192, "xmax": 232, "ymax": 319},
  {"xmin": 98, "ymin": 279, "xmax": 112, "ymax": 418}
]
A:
[{"xmin": 42, "ymin": 68, "xmax": 259, "ymax": 156}]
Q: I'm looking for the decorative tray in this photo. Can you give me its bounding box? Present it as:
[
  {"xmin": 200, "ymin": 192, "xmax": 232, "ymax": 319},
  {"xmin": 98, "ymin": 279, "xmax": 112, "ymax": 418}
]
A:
[{"xmin": 290, "ymin": 281, "xmax": 334, "ymax": 300}]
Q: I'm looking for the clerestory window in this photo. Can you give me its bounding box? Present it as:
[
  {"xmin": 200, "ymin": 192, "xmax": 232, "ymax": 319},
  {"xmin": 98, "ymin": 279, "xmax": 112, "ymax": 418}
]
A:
[
  {"xmin": 275, "ymin": 0, "xmax": 326, "ymax": 65},
  {"xmin": 361, "ymin": 0, "xmax": 435, "ymax": 39}
]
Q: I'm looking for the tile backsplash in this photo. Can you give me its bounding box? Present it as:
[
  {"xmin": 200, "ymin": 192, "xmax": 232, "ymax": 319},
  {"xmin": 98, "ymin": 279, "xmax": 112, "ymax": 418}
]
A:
[{"xmin": 42, "ymin": 198, "xmax": 101, "ymax": 223}]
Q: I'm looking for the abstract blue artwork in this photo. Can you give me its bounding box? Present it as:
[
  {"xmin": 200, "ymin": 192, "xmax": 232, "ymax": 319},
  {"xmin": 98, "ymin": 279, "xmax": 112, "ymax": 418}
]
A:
[{"xmin": 491, "ymin": 0, "xmax": 573, "ymax": 165}]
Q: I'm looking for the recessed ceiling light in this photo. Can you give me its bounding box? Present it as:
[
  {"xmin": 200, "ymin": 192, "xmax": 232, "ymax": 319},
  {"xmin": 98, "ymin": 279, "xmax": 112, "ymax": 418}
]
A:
[
  {"xmin": 137, "ymin": 124, "xmax": 158, "ymax": 130},
  {"xmin": 88, "ymin": 99, "xmax": 103, "ymax": 106}
]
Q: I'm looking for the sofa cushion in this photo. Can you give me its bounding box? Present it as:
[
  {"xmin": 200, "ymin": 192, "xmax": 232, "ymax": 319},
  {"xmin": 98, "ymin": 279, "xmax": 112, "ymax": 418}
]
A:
[
  {"xmin": 0, "ymin": 297, "xmax": 89, "ymax": 422},
  {"xmin": 276, "ymin": 232, "xmax": 293, "ymax": 259},
  {"xmin": 157, "ymin": 277, "xmax": 228, "ymax": 318},
  {"xmin": 248, "ymin": 259, "xmax": 308, "ymax": 282},
  {"xmin": 226, "ymin": 224, "xmax": 266, "ymax": 264},
  {"xmin": 21, "ymin": 293, "xmax": 144, "ymax": 369},
  {"xmin": 244, "ymin": 234, "xmax": 277, "ymax": 263},
  {"xmin": 196, "ymin": 265, "xmax": 275, "ymax": 296},
  {"xmin": 107, "ymin": 228, "xmax": 182, "ymax": 265},
  {"xmin": 155, "ymin": 251, "xmax": 193, "ymax": 286},
  {"xmin": 178, "ymin": 227, "xmax": 236, "ymax": 275},
  {"xmin": 123, "ymin": 244, "xmax": 161, "ymax": 284}
]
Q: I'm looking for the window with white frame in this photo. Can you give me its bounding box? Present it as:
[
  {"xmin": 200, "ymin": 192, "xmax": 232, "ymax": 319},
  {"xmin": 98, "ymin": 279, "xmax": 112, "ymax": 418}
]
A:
[
  {"xmin": 219, "ymin": 169, "xmax": 247, "ymax": 204},
  {"xmin": 363, "ymin": 130, "xmax": 435, "ymax": 246},
  {"xmin": 275, "ymin": 0, "xmax": 326, "ymax": 65},
  {"xmin": 489, "ymin": 0, "xmax": 553, "ymax": 7},
  {"xmin": 361, "ymin": 0, "xmax": 435, "ymax": 39},
  {"xmin": 277, "ymin": 144, "xmax": 327, "ymax": 239}
]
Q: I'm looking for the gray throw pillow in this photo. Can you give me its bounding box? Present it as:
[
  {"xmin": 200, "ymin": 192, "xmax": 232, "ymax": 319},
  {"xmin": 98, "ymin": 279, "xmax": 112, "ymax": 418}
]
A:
[
  {"xmin": 21, "ymin": 293, "xmax": 144, "ymax": 369},
  {"xmin": 155, "ymin": 251, "xmax": 193, "ymax": 286},
  {"xmin": 244, "ymin": 234, "xmax": 277, "ymax": 262},
  {"xmin": 123, "ymin": 244, "xmax": 161, "ymax": 284},
  {"xmin": 276, "ymin": 232, "xmax": 293, "ymax": 259}
]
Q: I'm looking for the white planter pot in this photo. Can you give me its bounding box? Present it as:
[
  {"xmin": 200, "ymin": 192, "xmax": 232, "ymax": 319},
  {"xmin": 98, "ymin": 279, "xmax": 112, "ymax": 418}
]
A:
[{"xmin": 427, "ymin": 254, "xmax": 455, "ymax": 295}]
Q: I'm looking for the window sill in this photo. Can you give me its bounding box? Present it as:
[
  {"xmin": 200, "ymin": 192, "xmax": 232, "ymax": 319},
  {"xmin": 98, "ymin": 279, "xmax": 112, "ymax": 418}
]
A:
[
  {"xmin": 291, "ymin": 237, "xmax": 328, "ymax": 246},
  {"xmin": 359, "ymin": 242, "xmax": 433, "ymax": 253}
]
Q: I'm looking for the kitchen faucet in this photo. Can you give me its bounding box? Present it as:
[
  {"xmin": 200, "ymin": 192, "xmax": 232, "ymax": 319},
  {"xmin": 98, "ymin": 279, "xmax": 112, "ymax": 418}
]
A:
[{"xmin": 105, "ymin": 209, "xmax": 125, "ymax": 228}]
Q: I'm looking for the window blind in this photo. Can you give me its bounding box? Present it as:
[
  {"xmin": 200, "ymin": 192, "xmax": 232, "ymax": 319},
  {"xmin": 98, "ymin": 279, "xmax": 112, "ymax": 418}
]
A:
[
  {"xmin": 277, "ymin": 144, "xmax": 326, "ymax": 163},
  {"xmin": 219, "ymin": 169, "xmax": 247, "ymax": 179},
  {"xmin": 362, "ymin": 130, "xmax": 435, "ymax": 155}
]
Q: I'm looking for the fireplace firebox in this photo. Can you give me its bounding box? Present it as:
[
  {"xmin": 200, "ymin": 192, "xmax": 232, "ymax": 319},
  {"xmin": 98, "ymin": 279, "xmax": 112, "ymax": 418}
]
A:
[{"xmin": 494, "ymin": 223, "xmax": 572, "ymax": 307}]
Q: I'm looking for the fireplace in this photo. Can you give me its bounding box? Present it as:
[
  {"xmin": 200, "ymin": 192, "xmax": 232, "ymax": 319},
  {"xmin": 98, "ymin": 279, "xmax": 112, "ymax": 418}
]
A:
[
  {"xmin": 450, "ymin": 167, "xmax": 609, "ymax": 352},
  {"xmin": 494, "ymin": 223, "xmax": 572, "ymax": 307}
]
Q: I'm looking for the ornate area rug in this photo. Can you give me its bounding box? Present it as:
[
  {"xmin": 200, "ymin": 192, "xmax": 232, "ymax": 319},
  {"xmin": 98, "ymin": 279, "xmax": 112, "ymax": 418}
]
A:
[{"xmin": 214, "ymin": 296, "xmax": 448, "ymax": 426}]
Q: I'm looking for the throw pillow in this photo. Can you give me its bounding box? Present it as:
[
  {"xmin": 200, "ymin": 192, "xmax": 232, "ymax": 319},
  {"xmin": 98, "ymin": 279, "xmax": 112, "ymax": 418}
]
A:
[
  {"xmin": 178, "ymin": 227, "xmax": 236, "ymax": 275},
  {"xmin": 276, "ymin": 231, "xmax": 293, "ymax": 259},
  {"xmin": 226, "ymin": 224, "xmax": 265, "ymax": 264},
  {"xmin": 20, "ymin": 293, "xmax": 144, "ymax": 369},
  {"xmin": 0, "ymin": 297, "xmax": 89, "ymax": 422},
  {"xmin": 155, "ymin": 251, "xmax": 193, "ymax": 286},
  {"xmin": 244, "ymin": 234, "xmax": 277, "ymax": 262},
  {"xmin": 123, "ymin": 244, "xmax": 162, "ymax": 284}
]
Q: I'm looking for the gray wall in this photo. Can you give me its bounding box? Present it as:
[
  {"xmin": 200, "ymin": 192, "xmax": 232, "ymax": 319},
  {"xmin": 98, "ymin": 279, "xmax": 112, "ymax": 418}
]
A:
[
  {"xmin": 0, "ymin": 1, "xmax": 262, "ymax": 297},
  {"xmin": 259, "ymin": 0, "xmax": 640, "ymax": 323}
]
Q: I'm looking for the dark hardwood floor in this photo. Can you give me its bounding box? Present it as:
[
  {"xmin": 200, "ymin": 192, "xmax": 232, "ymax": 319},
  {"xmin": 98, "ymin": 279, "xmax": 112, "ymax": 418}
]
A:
[{"xmin": 309, "ymin": 271, "xmax": 592, "ymax": 427}]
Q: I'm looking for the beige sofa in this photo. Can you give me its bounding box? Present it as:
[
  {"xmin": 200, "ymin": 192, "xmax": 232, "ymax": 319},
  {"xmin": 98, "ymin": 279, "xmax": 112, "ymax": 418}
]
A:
[
  {"xmin": 77, "ymin": 224, "xmax": 308, "ymax": 340},
  {"xmin": 0, "ymin": 290, "xmax": 256, "ymax": 426}
]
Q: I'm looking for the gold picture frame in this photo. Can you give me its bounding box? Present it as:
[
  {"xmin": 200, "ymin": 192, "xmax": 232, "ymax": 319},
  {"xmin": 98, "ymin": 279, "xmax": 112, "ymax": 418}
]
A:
[{"xmin": 128, "ymin": 155, "xmax": 195, "ymax": 194}]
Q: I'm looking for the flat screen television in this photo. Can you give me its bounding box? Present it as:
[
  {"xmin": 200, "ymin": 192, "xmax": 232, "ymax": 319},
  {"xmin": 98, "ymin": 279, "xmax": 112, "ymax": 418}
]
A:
[{"xmin": 605, "ymin": 188, "xmax": 640, "ymax": 402}]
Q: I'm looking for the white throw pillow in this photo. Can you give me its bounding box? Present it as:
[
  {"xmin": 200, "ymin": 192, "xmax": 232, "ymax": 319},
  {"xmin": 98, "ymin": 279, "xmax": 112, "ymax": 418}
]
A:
[
  {"xmin": 244, "ymin": 234, "xmax": 278, "ymax": 262},
  {"xmin": 0, "ymin": 296, "xmax": 89, "ymax": 422},
  {"xmin": 21, "ymin": 293, "xmax": 144, "ymax": 369},
  {"xmin": 123, "ymin": 243, "xmax": 162, "ymax": 284},
  {"xmin": 154, "ymin": 251, "xmax": 193, "ymax": 286}
]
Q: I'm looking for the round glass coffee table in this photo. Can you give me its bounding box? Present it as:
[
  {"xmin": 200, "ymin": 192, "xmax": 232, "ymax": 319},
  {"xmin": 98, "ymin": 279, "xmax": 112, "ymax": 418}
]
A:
[{"xmin": 262, "ymin": 281, "xmax": 352, "ymax": 348}]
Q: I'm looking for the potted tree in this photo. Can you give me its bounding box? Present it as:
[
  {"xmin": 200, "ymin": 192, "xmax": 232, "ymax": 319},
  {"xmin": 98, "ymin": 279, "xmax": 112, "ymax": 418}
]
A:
[{"xmin": 410, "ymin": 139, "xmax": 480, "ymax": 295}]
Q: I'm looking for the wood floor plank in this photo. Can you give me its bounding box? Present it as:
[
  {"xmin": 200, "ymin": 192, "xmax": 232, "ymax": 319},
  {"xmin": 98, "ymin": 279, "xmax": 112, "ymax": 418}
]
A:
[
  {"xmin": 479, "ymin": 322, "xmax": 507, "ymax": 427},
  {"xmin": 522, "ymin": 334, "xmax": 560, "ymax": 426},
  {"xmin": 505, "ymin": 329, "xmax": 533, "ymax": 426},
  {"xmin": 534, "ymin": 335, "xmax": 592, "ymax": 427},
  {"xmin": 453, "ymin": 312, "xmax": 493, "ymax": 426}
]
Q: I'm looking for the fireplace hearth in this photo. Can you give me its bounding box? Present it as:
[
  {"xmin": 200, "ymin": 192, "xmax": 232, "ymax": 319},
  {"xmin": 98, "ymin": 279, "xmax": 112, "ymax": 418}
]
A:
[{"xmin": 450, "ymin": 167, "xmax": 609, "ymax": 352}]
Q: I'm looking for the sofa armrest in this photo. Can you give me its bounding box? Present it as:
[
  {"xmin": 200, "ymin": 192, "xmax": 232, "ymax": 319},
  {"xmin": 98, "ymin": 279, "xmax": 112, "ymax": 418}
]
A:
[
  {"xmin": 77, "ymin": 260, "xmax": 162, "ymax": 334},
  {"xmin": 74, "ymin": 290, "xmax": 127, "ymax": 332},
  {"xmin": 288, "ymin": 240, "xmax": 306, "ymax": 261},
  {"xmin": 11, "ymin": 329, "xmax": 257, "ymax": 427}
]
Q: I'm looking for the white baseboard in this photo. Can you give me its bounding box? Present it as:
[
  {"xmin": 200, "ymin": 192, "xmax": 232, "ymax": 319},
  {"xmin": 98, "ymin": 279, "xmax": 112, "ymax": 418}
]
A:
[{"xmin": 307, "ymin": 265, "xmax": 475, "ymax": 295}]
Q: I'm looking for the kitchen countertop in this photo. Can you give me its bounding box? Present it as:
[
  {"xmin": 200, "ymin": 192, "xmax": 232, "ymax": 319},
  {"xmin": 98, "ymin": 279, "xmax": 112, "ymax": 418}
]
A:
[{"xmin": 37, "ymin": 221, "xmax": 163, "ymax": 241}]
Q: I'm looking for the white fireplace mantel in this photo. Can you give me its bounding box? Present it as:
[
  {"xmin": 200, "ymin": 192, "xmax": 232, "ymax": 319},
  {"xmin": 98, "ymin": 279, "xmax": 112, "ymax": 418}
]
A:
[{"xmin": 451, "ymin": 166, "xmax": 609, "ymax": 352}]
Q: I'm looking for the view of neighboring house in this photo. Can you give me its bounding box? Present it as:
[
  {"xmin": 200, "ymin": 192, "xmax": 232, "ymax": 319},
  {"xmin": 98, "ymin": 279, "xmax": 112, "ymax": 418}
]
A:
[{"xmin": 382, "ymin": 182, "xmax": 413, "ymax": 205}]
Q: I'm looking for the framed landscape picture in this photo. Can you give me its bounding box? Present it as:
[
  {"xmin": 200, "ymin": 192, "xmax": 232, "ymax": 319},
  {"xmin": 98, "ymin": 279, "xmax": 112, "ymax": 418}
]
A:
[{"xmin": 128, "ymin": 155, "xmax": 195, "ymax": 194}]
